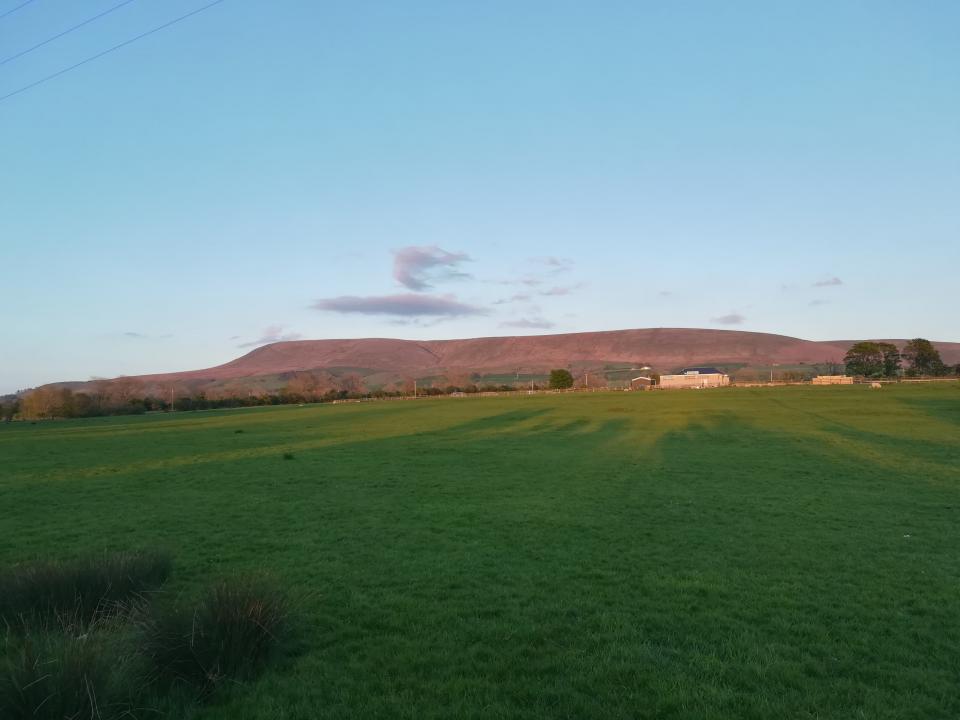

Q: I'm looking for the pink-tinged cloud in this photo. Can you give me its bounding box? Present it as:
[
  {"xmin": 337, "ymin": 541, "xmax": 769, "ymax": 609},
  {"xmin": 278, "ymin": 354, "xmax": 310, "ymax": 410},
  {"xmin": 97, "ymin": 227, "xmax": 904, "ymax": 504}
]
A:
[
  {"xmin": 813, "ymin": 276, "xmax": 843, "ymax": 287},
  {"xmin": 500, "ymin": 317, "xmax": 555, "ymax": 329},
  {"xmin": 238, "ymin": 325, "xmax": 303, "ymax": 348},
  {"xmin": 711, "ymin": 313, "xmax": 745, "ymax": 325},
  {"xmin": 393, "ymin": 246, "xmax": 471, "ymax": 291},
  {"xmin": 313, "ymin": 293, "xmax": 486, "ymax": 317}
]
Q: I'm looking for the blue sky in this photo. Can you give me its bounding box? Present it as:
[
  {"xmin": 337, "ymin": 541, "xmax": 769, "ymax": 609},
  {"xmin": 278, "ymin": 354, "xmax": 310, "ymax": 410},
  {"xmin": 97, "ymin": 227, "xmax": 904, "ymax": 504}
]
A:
[{"xmin": 2, "ymin": 1, "xmax": 958, "ymax": 392}]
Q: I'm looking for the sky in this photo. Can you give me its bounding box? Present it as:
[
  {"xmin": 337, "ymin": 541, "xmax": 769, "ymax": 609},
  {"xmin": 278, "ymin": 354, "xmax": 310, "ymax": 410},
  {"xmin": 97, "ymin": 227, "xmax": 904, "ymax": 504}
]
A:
[{"xmin": 2, "ymin": 1, "xmax": 958, "ymax": 392}]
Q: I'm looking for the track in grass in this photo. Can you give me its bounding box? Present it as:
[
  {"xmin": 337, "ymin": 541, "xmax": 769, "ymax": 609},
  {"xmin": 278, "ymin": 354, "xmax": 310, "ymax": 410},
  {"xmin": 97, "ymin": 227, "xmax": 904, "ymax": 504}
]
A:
[{"xmin": 2, "ymin": 385, "xmax": 959, "ymax": 719}]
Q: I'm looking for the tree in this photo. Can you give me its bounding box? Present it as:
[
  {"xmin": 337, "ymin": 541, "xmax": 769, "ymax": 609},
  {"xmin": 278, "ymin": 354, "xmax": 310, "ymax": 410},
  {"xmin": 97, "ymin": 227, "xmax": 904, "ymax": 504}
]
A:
[
  {"xmin": 445, "ymin": 372, "xmax": 472, "ymax": 391},
  {"xmin": 844, "ymin": 342, "xmax": 884, "ymax": 377},
  {"xmin": 548, "ymin": 369, "xmax": 574, "ymax": 389},
  {"xmin": 284, "ymin": 371, "xmax": 328, "ymax": 401},
  {"xmin": 338, "ymin": 373, "xmax": 364, "ymax": 395},
  {"xmin": 901, "ymin": 338, "xmax": 945, "ymax": 377},
  {"xmin": 0, "ymin": 397, "xmax": 20, "ymax": 421},
  {"xmin": 576, "ymin": 372, "xmax": 606, "ymax": 389},
  {"xmin": 877, "ymin": 342, "xmax": 901, "ymax": 378},
  {"xmin": 108, "ymin": 376, "xmax": 144, "ymax": 406},
  {"xmin": 20, "ymin": 387, "xmax": 75, "ymax": 419}
]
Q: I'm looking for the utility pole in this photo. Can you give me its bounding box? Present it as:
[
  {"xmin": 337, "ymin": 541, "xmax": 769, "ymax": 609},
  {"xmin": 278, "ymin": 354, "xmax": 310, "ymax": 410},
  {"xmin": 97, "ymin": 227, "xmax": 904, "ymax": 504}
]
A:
[{"xmin": 413, "ymin": 379, "xmax": 417, "ymax": 398}]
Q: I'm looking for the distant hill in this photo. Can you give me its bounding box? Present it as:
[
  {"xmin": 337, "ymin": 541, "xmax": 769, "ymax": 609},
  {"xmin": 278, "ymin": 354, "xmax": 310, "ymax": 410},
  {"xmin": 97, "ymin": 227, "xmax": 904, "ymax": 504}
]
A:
[{"xmin": 52, "ymin": 328, "xmax": 960, "ymax": 393}]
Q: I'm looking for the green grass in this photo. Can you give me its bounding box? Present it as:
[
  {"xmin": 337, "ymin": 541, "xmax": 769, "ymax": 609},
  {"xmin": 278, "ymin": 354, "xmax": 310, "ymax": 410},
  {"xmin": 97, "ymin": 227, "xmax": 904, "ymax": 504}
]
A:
[{"xmin": 2, "ymin": 385, "xmax": 959, "ymax": 719}]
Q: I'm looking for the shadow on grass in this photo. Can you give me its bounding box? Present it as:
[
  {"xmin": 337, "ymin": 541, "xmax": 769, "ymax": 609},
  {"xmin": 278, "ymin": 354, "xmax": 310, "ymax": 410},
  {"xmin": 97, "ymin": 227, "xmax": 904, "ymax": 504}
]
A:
[{"xmin": 894, "ymin": 392, "xmax": 960, "ymax": 428}]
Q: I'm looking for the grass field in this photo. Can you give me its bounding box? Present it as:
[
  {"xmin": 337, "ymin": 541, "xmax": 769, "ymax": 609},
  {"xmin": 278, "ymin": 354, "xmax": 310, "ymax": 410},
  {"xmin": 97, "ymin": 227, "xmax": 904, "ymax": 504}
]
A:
[{"xmin": 2, "ymin": 385, "xmax": 959, "ymax": 719}]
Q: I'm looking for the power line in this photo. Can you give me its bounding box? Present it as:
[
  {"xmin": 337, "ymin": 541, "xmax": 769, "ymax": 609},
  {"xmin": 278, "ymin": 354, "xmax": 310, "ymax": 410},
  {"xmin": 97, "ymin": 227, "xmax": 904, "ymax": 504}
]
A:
[
  {"xmin": 1, "ymin": 0, "xmax": 139, "ymax": 67},
  {"xmin": 0, "ymin": 0, "xmax": 227, "ymax": 104},
  {"xmin": 0, "ymin": 0, "xmax": 38, "ymax": 21}
]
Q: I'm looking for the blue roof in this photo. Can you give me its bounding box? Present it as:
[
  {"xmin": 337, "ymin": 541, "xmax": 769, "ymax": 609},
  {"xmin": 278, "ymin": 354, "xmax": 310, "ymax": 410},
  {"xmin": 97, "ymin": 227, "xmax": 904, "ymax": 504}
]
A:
[{"xmin": 681, "ymin": 367, "xmax": 724, "ymax": 375}]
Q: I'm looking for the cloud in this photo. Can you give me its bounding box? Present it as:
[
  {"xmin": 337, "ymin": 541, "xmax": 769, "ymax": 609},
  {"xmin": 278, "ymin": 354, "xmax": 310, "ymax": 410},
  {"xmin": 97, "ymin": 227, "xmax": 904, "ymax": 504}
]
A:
[
  {"xmin": 813, "ymin": 276, "xmax": 843, "ymax": 287},
  {"xmin": 711, "ymin": 313, "xmax": 745, "ymax": 325},
  {"xmin": 659, "ymin": 291, "xmax": 673, "ymax": 297},
  {"xmin": 393, "ymin": 246, "xmax": 471, "ymax": 291},
  {"xmin": 809, "ymin": 299, "xmax": 830, "ymax": 306},
  {"xmin": 530, "ymin": 256, "xmax": 573, "ymax": 272},
  {"xmin": 238, "ymin": 325, "xmax": 303, "ymax": 348},
  {"xmin": 539, "ymin": 283, "xmax": 583, "ymax": 296},
  {"xmin": 500, "ymin": 317, "xmax": 556, "ymax": 329},
  {"xmin": 493, "ymin": 293, "xmax": 532, "ymax": 305},
  {"xmin": 313, "ymin": 293, "xmax": 486, "ymax": 317},
  {"xmin": 123, "ymin": 332, "xmax": 146, "ymax": 338}
]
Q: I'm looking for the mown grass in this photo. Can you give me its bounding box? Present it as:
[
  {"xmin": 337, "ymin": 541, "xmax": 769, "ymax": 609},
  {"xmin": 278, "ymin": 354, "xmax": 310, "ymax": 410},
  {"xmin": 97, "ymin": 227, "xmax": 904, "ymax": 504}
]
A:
[{"xmin": 1, "ymin": 385, "xmax": 959, "ymax": 718}]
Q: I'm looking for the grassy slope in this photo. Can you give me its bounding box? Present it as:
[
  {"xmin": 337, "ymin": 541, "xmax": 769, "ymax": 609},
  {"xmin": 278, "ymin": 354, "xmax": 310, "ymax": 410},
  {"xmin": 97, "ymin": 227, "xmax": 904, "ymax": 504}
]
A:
[{"xmin": 2, "ymin": 385, "xmax": 959, "ymax": 719}]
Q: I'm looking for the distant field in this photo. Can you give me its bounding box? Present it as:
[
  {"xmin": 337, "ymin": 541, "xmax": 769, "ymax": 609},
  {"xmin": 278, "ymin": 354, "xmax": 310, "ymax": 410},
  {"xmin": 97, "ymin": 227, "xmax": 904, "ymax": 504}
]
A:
[{"xmin": 2, "ymin": 385, "xmax": 959, "ymax": 719}]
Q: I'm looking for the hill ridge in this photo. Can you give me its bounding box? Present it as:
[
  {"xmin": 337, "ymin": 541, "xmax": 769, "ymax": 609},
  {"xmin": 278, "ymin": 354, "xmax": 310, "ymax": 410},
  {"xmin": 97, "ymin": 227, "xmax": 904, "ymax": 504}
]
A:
[{"xmin": 114, "ymin": 328, "xmax": 958, "ymax": 388}]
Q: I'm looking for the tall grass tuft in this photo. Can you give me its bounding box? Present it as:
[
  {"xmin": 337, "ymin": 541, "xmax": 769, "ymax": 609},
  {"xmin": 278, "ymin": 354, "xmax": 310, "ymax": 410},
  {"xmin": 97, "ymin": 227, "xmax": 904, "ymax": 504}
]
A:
[
  {"xmin": 0, "ymin": 622, "xmax": 145, "ymax": 720},
  {"xmin": 141, "ymin": 575, "xmax": 289, "ymax": 697},
  {"xmin": 0, "ymin": 549, "xmax": 172, "ymax": 629}
]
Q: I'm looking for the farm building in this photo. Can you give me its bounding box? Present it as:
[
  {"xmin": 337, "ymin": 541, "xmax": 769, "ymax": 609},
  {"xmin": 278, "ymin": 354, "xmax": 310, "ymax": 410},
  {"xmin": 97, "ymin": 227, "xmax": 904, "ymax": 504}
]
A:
[
  {"xmin": 630, "ymin": 376, "xmax": 654, "ymax": 390},
  {"xmin": 659, "ymin": 367, "xmax": 730, "ymax": 389},
  {"xmin": 811, "ymin": 375, "xmax": 854, "ymax": 385}
]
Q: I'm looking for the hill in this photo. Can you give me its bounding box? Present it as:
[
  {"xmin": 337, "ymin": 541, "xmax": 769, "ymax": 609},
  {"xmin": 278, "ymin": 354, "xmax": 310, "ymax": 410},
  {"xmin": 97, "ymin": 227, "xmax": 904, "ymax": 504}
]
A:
[{"xmin": 82, "ymin": 328, "xmax": 960, "ymax": 392}]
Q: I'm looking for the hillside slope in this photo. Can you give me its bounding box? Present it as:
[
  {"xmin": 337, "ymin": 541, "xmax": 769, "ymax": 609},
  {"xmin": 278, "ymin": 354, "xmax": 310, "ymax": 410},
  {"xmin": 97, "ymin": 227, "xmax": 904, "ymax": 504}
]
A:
[{"xmin": 119, "ymin": 328, "xmax": 959, "ymax": 387}]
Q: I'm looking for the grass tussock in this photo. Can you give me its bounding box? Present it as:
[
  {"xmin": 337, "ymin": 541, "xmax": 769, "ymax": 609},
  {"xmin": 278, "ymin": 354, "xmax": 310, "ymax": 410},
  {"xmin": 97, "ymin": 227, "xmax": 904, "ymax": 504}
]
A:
[
  {"xmin": 141, "ymin": 575, "xmax": 289, "ymax": 696},
  {"xmin": 0, "ymin": 623, "xmax": 145, "ymax": 720},
  {"xmin": 1, "ymin": 552, "xmax": 295, "ymax": 716},
  {"xmin": 0, "ymin": 550, "xmax": 172, "ymax": 629}
]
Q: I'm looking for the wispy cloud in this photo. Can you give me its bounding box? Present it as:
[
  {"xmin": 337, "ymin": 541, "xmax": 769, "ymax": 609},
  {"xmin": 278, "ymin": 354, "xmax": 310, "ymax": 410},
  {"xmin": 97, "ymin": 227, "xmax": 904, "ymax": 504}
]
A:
[
  {"xmin": 659, "ymin": 291, "xmax": 673, "ymax": 297},
  {"xmin": 530, "ymin": 256, "xmax": 573, "ymax": 272},
  {"xmin": 539, "ymin": 283, "xmax": 583, "ymax": 297},
  {"xmin": 493, "ymin": 293, "xmax": 532, "ymax": 305},
  {"xmin": 123, "ymin": 331, "xmax": 146, "ymax": 338},
  {"xmin": 813, "ymin": 276, "xmax": 843, "ymax": 287},
  {"xmin": 238, "ymin": 325, "xmax": 303, "ymax": 348},
  {"xmin": 711, "ymin": 313, "xmax": 745, "ymax": 325},
  {"xmin": 809, "ymin": 299, "xmax": 830, "ymax": 307},
  {"xmin": 393, "ymin": 246, "xmax": 471, "ymax": 291},
  {"xmin": 313, "ymin": 293, "xmax": 486, "ymax": 317},
  {"xmin": 500, "ymin": 317, "xmax": 556, "ymax": 329},
  {"xmin": 497, "ymin": 257, "xmax": 576, "ymax": 289}
]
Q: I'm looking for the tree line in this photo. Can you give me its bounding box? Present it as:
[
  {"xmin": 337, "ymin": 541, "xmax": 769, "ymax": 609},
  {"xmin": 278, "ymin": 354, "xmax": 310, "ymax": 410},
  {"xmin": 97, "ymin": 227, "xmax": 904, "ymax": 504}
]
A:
[
  {"xmin": 3, "ymin": 372, "xmax": 541, "ymax": 421},
  {"xmin": 844, "ymin": 338, "xmax": 957, "ymax": 378}
]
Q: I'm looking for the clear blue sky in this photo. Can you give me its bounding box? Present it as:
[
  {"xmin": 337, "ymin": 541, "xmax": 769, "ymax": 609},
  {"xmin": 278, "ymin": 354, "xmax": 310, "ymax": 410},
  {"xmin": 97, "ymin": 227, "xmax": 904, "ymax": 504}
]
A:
[{"xmin": 2, "ymin": 1, "xmax": 958, "ymax": 392}]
